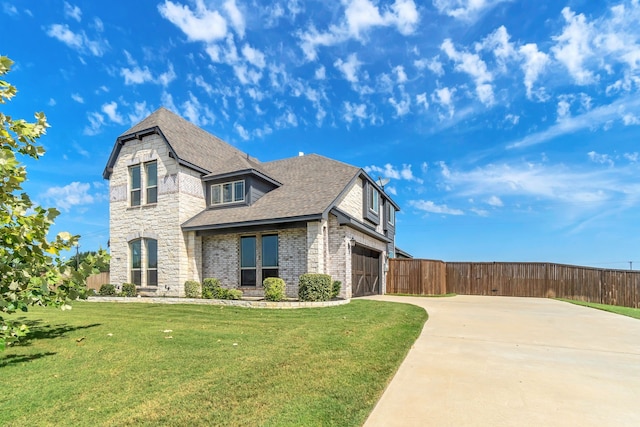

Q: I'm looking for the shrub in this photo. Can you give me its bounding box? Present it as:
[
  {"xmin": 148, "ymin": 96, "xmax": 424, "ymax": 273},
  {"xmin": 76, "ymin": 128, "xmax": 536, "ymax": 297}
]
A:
[
  {"xmin": 98, "ymin": 283, "xmax": 117, "ymax": 296},
  {"xmin": 121, "ymin": 283, "xmax": 137, "ymax": 297},
  {"xmin": 223, "ymin": 289, "xmax": 243, "ymax": 300},
  {"xmin": 202, "ymin": 278, "xmax": 222, "ymax": 299},
  {"xmin": 298, "ymin": 274, "xmax": 332, "ymax": 302},
  {"xmin": 184, "ymin": 280, "xmax": 201, "ymax": 298},
  {"xmin": 331, "ymin": 281, "xmax": 342, "ymax": 299},
  {"xmin": 263, "ymin": 277, "xmax": 286, "ymax": 301}
]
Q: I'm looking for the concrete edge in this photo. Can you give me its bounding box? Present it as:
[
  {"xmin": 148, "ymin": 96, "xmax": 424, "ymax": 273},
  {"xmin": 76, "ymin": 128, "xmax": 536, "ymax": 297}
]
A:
[{"xmin": 85, "ymin": 296, "xmax": 351, "ymax": 309}]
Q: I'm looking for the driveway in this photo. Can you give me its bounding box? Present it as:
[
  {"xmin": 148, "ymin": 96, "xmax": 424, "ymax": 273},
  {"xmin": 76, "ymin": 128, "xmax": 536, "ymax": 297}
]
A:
[{"xmin": 363, "ymin": 295, "xmax": 640, "ymax": 427}]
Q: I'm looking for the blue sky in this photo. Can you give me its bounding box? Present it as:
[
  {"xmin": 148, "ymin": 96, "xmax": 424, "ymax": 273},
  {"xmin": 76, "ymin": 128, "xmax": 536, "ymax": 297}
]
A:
[{"xmin": 3, "ymin": 0, "xmax": 640, "ymax": 269}]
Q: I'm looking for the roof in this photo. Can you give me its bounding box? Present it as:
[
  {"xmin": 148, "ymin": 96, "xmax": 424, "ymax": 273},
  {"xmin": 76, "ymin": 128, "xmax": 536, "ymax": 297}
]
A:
[
  {"xmin": 182, "ymin": 154, "xmax": 361, "ymax": 230},
  {"xmin": 104, "ymin": 107, "xmax": 264, "ymax": 178}
]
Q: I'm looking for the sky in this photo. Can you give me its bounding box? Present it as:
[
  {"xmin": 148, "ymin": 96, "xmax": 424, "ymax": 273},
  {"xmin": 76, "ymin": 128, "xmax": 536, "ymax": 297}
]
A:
[{"xmin": 2, "ymin": 0, "xmax": 640, "ymax": 270}]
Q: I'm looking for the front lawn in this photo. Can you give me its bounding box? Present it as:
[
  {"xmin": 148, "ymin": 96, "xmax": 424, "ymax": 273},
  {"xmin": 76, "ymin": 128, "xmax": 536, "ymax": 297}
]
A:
[
  {"xmin": 558, "ymin": 299, "xmax": 640, "ymax": 319},
  {"xmin": 1, "ymin": 299, "xmax": 426, "ymax": 426}
]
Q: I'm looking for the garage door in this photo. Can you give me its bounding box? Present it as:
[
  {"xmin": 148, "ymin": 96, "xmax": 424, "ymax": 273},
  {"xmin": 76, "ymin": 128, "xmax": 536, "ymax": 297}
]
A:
[{"xmin": 352, "ymin": 245, "xmax": 381, "ymax": 297}]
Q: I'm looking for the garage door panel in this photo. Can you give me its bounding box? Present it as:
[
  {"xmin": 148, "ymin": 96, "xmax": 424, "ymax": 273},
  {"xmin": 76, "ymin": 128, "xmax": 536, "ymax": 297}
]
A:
[{"xmin": 352, "ymin": 246, "xmax": 381, "ymax": 297}]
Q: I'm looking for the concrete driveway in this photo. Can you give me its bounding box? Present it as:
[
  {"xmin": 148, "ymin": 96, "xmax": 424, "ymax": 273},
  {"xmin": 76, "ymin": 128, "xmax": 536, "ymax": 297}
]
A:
[{"xmin": 363, "ymin": 295, "xmax": 640, "ymax": 427}]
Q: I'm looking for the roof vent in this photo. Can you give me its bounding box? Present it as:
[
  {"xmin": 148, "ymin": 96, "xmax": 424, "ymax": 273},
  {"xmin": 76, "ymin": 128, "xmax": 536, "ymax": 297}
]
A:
[{"xmin": 298, "ymin": 152, "xmax": 304, "ymax": 156}]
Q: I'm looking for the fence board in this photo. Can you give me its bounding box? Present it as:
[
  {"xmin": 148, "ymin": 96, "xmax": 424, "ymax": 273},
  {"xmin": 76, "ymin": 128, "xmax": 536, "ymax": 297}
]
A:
[
  {"xmin": 86, "ymin": 272, "xmax": 110, "ymax": 291},
  {"xmin": 387, "ymin": 259, "xmax": 640, "ymax": 308}
]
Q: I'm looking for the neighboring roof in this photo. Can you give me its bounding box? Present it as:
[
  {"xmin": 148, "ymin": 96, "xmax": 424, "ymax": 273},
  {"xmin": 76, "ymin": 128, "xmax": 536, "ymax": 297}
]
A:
[
  {"xmin": 103, "ymin": 107, "xmax": 264, "ymax": 179},
  {"xmin": 182, "ymin": 154, "xmax": 361, "ymax": 230},
  {"xmin": 395, "ymin": 247, "xmax": 413, "ymax": 258}
]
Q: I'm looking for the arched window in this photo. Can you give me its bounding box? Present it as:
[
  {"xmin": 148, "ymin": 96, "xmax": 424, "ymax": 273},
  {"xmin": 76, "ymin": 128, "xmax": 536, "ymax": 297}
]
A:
[{"xmin": 129, "ymin": 238, "xmax": 158, "ymax": 287}]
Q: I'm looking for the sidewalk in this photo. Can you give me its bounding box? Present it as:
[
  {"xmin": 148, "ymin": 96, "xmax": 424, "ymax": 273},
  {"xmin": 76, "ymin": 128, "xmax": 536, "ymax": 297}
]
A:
[{"xmin": 363, "ymin": 295, "xmax": 640, "ymax": 427}]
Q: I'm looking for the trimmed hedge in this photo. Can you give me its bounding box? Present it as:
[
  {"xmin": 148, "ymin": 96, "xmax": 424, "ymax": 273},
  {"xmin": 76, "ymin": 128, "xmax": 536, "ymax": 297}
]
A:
[
  {"xmin": 184, "ymin": 280, "xmax": 201, "ymax": 298},
  {"xmin": 263, "ymin": 277, "xmax": 286, "ymax": 301},
  {"xmin": 202, "ymin": 278, "xmax": 221, "ymax": 299},
  {"xmin": 98, "ymin": 283, "xmax": 117, "ymax": 296},
  {"xmin": 121, "ymin": 283, "xmax": 137, "ymax": 297},
  {"xmin": 298, "ymin": 274, "xmax": 332, "ymax": 302},
  {"xmin": 331, "ymin": 281, "xmax": 341, "ymax": 299}
]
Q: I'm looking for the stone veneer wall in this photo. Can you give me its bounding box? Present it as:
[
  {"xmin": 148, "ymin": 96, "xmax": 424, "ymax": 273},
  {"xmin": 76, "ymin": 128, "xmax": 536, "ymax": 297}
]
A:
[
  {"xmin": 336, "ymin": 177, "xmax": 363, "ymax": 219},
  {"xmin": 202, "ymin": 228, "xmax": 307, "ymax": 297},
  {"xmin": 108, "ymin": 133, "xmax": 205, "ymax": 296}
]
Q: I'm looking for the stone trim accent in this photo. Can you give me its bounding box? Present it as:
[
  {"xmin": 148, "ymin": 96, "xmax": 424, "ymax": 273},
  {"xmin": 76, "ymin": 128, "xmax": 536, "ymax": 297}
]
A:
[{"xmin": 86, "ymin": 297, "xmax": 350, "ymax": 309}]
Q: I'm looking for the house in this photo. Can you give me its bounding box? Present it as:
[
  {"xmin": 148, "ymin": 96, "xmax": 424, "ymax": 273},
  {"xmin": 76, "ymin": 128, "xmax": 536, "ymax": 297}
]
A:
[{"xmin": 103, "ymin": 107, "xmax": 401, "ymax": 298}]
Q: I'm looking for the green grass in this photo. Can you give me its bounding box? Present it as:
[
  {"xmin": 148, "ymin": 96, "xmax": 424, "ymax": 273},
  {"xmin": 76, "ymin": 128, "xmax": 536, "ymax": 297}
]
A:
[
  {"xmin": 558, "ymin": 299, "xmax": 640, "ymax": 319},
  {"xmin": 1, "ymin": 300, "xmax": 426, "ymax": 426}
]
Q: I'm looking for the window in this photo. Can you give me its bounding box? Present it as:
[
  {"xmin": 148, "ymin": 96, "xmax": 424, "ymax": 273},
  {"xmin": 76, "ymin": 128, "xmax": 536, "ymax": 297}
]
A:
[
  {"xmin": 368, "ymin": 185, "xmax": 379, "ymax": 213},
  {"xmin": 130, "ymin": 240, "xmax": 142, "ymax": 285},
  {"xmin": 387, "ymin": 203, "xmax": 395, "ymax": 225},
  {"xmin": 130, "ymin": 165, "xmax": 141, "ymax": 207},
  {"xmin": 240, "ymin": 236, "xmax": 256, "ymax": 286},
  {"xmin": 146, "ymin": 161, "xmax": 157, "ymax": 204},
  {"xmin": 262, "ymin": 234, "xmax": 279, "ymax": 279},
  {"xmin": 147, "ymin": 239, "xmax": 158, "ymax": 286},
  {"xmin": 130, "ymin": 238, "xmax": 158, "ymax": 287},
  {"xmin": 130, "ymin": 161, "xmax": 157, "ymax": 206},
  {"xmin": 211, "ymin": 180, "xmax": 245, "ymax": 205}
]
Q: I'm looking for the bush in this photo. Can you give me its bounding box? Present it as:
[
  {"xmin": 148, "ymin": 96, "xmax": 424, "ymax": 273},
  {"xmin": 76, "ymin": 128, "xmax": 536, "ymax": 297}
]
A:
[
  {"xmin": 331, "ymin": 281, "xmax": 342, "ymax": 299},
  {"xmin": 98, "ymin": 283, "xmax": 117, "ymax": 296},
  {"xmin": 298, "ymin": 274, "xmax": 332, "ymax": 302},
  {"xmin": 121, "ymin": 283, "xmax": 137, "ymax": 297},
  {"xmin": 216, "ymin": 288, "xmax": 242, "ymax": 300},
  {"xmin": 263, "ymin": 277, "xmax": 286, "ymax": 301},
  {"xmin": 184, "ymin": 280, "xmax": 201, "ymax": 298},
  {"xmin": 202, "ymin": 278, "xmax": 221, "ymax": 299}
]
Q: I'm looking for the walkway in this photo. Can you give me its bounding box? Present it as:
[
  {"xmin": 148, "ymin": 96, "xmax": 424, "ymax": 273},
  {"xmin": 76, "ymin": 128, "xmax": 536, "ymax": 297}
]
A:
[{"xmin": 364, "ymin": 295, "xmax": 640, "ymax": 427}]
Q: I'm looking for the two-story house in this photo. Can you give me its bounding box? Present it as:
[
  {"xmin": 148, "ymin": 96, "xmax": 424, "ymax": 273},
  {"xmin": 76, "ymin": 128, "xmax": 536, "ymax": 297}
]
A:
[{"xmin": 103, "ymin": 107, "xmax": 400, "ymax": 298}]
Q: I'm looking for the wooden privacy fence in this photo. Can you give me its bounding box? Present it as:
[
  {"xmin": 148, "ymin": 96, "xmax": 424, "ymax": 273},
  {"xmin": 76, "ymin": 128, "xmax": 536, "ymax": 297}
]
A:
[
  {"xmin": 86, "ymin": 272, "xmax": 110, "ymax": 291},
  {"xmin": 387, "ymin": 259, "xmax": 640, "ymax": 308}
]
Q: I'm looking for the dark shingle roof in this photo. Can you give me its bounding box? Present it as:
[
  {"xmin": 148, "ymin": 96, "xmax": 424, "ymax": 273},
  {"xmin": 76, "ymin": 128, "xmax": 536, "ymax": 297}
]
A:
[
  {"xmin": 182, "ymin": 154, "xmax": 360, "ymax": 229},
  {"xmin": 116, "ymin": 107, "xmax": 261, "ymax": 175}
]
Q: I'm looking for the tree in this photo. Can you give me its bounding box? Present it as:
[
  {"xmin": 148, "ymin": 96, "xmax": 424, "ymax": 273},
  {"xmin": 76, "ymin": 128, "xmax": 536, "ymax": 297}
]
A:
[
  {"xmin": 0, "ymin": 56, "xmax": 108, "ymax": 350},
  {"xmin": 66, "ymin": 250, "xmax": 110, "ymax": 272}
]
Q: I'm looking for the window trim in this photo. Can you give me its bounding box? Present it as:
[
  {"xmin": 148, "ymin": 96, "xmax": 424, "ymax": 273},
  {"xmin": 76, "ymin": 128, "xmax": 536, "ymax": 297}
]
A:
[
  {"xmin": 129, "ymin": 239, "xmax": 142, "ymax": 286},
  {"xmin": 145, "ymin": 161, "xmax": 158, "ymax": 204},
  {"xmin": 129, "ymin": 160, "xmax": 157, "ymax": 207},
  {"xmin": 368, "ymin": 185, "xmax": 379, "ymax": 213},
  {"xmin": 387, "ymin": 203, "xmax": 395, "ymax": 226},
  {"xmin": 240, "ymin": 235, "xmax": 257, "ymax": 286},
  {"xmin": 261, "ymin": 234, "xmax": 279, "ymax": 280},
  {"xmin": 130, "ymin": 238, "xmax": 158, "ymax": 287},
  {"xmin": 210, "ymin": 179, "xmax": 245, "ymax": 206}
]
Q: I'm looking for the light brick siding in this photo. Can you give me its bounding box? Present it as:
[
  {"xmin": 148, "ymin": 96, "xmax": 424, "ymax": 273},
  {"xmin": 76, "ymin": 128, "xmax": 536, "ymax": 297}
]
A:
[
  {"xmin": 202, "ymin": 228, "xmax": 307, "ymax": 297},
  {"xmin": 109, "ymin": 133, "xmax": 205, "ymax": 296}
]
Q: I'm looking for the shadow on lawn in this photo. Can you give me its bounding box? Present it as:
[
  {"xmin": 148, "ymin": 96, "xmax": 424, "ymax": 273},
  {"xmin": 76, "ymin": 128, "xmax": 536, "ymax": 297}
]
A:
[
  {"xmin": 10, "ymin": 318, "xmax": 102, "ymax": 347},
  {"xmin": 0, "ymin": 352, "xmax": 58, "ymax": 367}
]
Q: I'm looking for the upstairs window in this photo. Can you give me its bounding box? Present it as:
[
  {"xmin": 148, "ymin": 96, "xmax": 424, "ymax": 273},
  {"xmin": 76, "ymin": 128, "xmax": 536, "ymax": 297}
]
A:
[
  {"xmin": 368, "ymin": 185, "xmax": 379, "ymax": 213},
  {"xmin": 211, "ymin": 180, "xmax": 245, "ymax": 205},
  {"xmin": 146, "ymin": 161, "xmax": 158, "ymax": 204},
  {"xmin": 129, "ymin": 161, "xmax": 157, "ymax": 206},
  {"xmin": 387, "ymin": 203, "xmax": 395, "ymax": 225},
  {"xmin": 130, "ymin": 165, "xmax": 141, "ymax": 206}
]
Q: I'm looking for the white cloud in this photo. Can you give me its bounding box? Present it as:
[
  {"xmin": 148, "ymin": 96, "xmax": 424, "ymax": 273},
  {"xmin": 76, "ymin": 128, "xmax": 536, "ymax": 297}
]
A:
[
  {"xmin": 158, "ymin": 0, "xmax": 228, "ymax": 43},
  {"xmin": 121, "ymin": 66, "xmax": 154, "ymax": 85},
  {"xmin": 71, "ymin": 93, "xmax": 84, "ymax": 103},
  {"xmin": 3, "ymin": 3, "xmax": 18, "ymax": 16},
  {"xmin": 128, "ymin": 102, "xmax": 151, "ymax": 125},
  {"xmin": 624, "ymin": 152, "xmax": 639, "ymax": 162},
  {"xmin": 182, "ymin": 92, "xmax": 215, "ymax": 126},
  {"xmin": 298, "ymin": 0, "xmax": 418, "ymax": 61},
  {"xmin": 315, "ymin": 66, "xmax": 326, "ymax": 80},
  {"xmin": 48, "ymin": 98, "xmax": 57, "ymax": 106},
  {"xmin": 441, "ymin": 38, "xmax": 494, "ymax": 105},
  {"xmin": 432, "ymin": 86, "xmax": 456, "ymax": 118},
  {"xmin": 587, "ymin": 151, "xmax": 614, "ymax": 166},
  {"xmin": 45, "ymin": 24, "xmax": 107, "ymax": 56},
  {"xmin": 223, "ymin": 0, "xmax": 245, "ymax": 38},
  {"xmin": 343, "ymin": 101, "xmax": 368, "ymax": 123},
  {"xmin": 477, "ymin": 25, "xmax": 517, "ymax": 70},
  {"xmin": 42, "ymin": 182, "xmax": 95, "ymax": 212},
  {"xmin": 433, "ymin": 0, "xmax": 511, "ymax": 22},
  {"xmin": 393, "ymin": 65, "xmax": 408, "ymax": 83},
  {"xmin": 235, "ymin": 123, "xmax": 250, "ymax": 140},
  {"xmin": 416, "ymin": 92, "xmax": 429, "ymax": 109},
  {"xmin": 83, "ymin": 112, "xmax": 105, "ymax": 136},
  {"xmin": 519, "ymin": 43, "xmax": 550, "ymax": 100},
  {"xmin": 101, "ymin": 101, "xmax": 124, "ymax": 124},
  {"xmin": 64, "ymin": 2, "xmax": 82, "ymax": 22},
  {"xmin": 486, "ymin": 195, "xmax": 503, "ymax": 206},
  {"xmin": 242, "ymin": 44, "xmax": 266, "ymax": 69},
  {"xmin": 365, "ymin": 163, "xmax": 424, "ymax": 183},
  {"xmin": 409, "ymin": 200, "xmax": 464, "ymax": 215},
  {"xmin": 551, "ymin": 7, "xmax": 596, "ymax": 85},
  {"xmin": 157, "ymin": 63, "xmax": 177, "ymax": 87},
  {"xmin": 389, "ymin": 94, "xmax": 411, "ymax": 116},
  {"xmin": 334, "ymin": 53, "xmax": 362, "ymax": 83}
]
